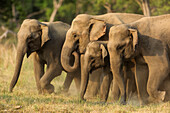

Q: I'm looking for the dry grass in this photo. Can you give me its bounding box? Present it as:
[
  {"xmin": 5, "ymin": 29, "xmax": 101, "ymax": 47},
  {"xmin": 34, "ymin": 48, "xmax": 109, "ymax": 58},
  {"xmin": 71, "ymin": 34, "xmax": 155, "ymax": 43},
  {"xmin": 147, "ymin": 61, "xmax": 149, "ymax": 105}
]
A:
[{"xmin": 0, "ymin": 42, "xmax": 170, "ymax": 113}]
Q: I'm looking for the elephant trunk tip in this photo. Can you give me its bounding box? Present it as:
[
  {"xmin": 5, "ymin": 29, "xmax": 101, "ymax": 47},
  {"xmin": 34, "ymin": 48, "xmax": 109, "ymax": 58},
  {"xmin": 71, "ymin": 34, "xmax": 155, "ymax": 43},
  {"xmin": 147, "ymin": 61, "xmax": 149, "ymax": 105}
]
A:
[
  {"xmin": 61, "ymin": 46, "xmax": 80, "ymax": 72},
  {"xmin": 9, "ymin": 87, "xmax": 13, "ymax": 93},
  {"xmin": 71, "ymin": 51, "xmax": 79, "ymax": 69}
]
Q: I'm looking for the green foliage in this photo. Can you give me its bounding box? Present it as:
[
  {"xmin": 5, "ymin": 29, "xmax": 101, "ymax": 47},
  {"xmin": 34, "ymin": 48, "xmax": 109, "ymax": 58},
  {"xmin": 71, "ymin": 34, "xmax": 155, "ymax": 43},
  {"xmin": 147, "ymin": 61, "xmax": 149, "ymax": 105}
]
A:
[
  {"xmin": 150, "ymin": 0, "xmax": 170, "ymax": 15},
  {"xmin": 0, "ymin": 0, "xmax": 170, "ymax": 40},
  {"xmin": 0, "ymin": 0, "xmax": 170, "ymax": 25},
  {"xmin": 112, "ymin": 0, "xmax": 142, "ymax": 14},
  {"xmin": 56, "ymin": 2, "xmax": 76, "ymax": 24}
]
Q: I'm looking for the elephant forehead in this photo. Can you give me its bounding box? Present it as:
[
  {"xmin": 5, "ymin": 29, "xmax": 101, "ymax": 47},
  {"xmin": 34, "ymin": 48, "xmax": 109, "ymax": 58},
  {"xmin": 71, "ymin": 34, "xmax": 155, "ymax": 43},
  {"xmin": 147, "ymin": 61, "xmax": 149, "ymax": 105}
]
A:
[
  {"xmin": 72, "ymin": 21, "xmax": 88, "ymax": 29},
  {"xmin": 110, "ymin": 26, "xmax": 129, "ymax": 39},
  {"xmin": 87, "ymin": 43, "xmax": 101, "ymax": 55},
  {"xmin": 72, "ymin": 16, "xmax": 90, "ymax": 28},
  {"xmin": 21, "ymin": 19, "xmax": 40, "ymax": 32}
]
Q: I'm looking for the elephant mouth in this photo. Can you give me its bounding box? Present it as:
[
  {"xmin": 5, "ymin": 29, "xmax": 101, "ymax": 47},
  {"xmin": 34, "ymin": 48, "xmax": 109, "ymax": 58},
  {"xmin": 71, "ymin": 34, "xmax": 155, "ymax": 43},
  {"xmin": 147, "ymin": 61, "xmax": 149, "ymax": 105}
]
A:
[
  {"xmin": 89, "ymin": 59, "xmax": 106, "ymax": 73},
  {"xmin": 74, "ymin": 40, "xmax": 80, "ymax": 53}
]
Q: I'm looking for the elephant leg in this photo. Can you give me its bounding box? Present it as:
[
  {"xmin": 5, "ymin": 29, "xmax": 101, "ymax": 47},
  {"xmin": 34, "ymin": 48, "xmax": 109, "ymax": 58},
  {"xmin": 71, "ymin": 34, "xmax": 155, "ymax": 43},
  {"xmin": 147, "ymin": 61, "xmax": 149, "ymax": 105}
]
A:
[
  {"xmin": 73, "ymin": 69, "xmax": 81, "ymax": 92},
  {"xmin": 85, "ymin": 68, "xmax": 102, "ymax": 98},
  {"xmin": 63, "ymin": 69, "xmax": 81, "ymax": 93},
  {"xmin": 144, "ymin": 55, "xmax": 169, "ymax": 103},
  {"xmin": 100, "ymin": 70, "xmax": 113, "ymax": 102},
  {"xmin": 33, "ymin": 54, "xmax": 44, "ymax": 94},
  {"xmin": 125, "ymin": 61, "xmax": 136, "ymax": 99},
  {"xmin": 62, "ymin": 73, "xmax": 74, "ymax": 92},
  {"xmin": 135, "ymin": 61, "xmax": 149, "ymax": 105},
  {"xmin": 40, "ymin": 64, "xmax": 62, "ymax": 94},
  {"xmin": 159, "ymin": 75, "xmax": 170, "ymax": 101},
  {"xmin": 111, "ymin": 78, "xmax": 120, "ymax": 102},
  {"xmin": 126, "ymin": 76, "xmax": 136, "ymax": 99}
]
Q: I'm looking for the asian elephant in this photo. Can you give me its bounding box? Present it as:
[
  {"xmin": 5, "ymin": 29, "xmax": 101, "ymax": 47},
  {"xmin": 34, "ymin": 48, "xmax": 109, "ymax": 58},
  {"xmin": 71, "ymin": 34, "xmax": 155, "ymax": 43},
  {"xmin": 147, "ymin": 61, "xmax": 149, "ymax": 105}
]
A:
[
  {"xmin": 82, "ymin": 41, "xmax": 136, "ymax": 102},
  {"xmin": 9, "ymin": 19, "xmax": 81, "ymax": 94},
  {"xmin": 108, "ymin": 14, "xmax": 170, "ymax": 105},
  {"xmin": 61, "ymin": 13, "xmax": 144, "ymax": 98}
]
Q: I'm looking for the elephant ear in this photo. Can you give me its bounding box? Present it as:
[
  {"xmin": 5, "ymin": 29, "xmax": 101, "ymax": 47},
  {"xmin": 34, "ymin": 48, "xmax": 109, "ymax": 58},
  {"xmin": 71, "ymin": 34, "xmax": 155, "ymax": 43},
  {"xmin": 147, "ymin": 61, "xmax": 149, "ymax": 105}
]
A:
[
  {"xmin": 89, "ymin": 19, "xmax": 106, "ymax": 41},
  {"xmin": 129, "ymin": 28, "xmax": 138, "ymax": 51},
  {"xmin": 39, "ymin": 22, "xmax": 50, "ymax": 47},
  {"xmin": 100, "ymin": 44, "xmax": 107, "ymax": 61}
]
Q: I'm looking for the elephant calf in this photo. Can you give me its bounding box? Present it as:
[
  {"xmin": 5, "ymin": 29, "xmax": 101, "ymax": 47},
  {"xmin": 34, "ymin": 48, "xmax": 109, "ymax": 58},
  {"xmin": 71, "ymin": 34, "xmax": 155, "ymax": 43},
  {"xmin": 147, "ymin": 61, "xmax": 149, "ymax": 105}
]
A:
[
  {"xmin": 9, "ymin": 19, "xmax": 81, "ymax": 94},
  {"xmin": 81, "ymin": 41, "xmax": 136, "ymax": 102}
]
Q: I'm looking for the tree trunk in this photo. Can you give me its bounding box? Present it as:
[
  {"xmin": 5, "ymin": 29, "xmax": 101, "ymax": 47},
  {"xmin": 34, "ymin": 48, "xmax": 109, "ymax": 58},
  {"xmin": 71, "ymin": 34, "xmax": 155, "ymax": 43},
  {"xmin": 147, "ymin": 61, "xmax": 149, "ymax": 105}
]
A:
[
  {"xmin": 76, "ymin": 0, "xmax": 81, "ymax": 15},
  {"xmin": 142, "ymin": 0, "xmax": 151, "ymax": 16},
  {"xmin": 12, "ymin": 3, "xmax": 16, "ymax": 23},
  {"xmin": 49, "ymin": 0, "xmax": 63, "ymax": 22},
  {"xmin": 104, "ymin": 3, "xmax": 113, "ymax": 13},
  {"xmin": 27, "ymin": 9, "xmax": 46, "ymax": 19},
  {"xmin": 136, "ymin": 0, "xmax": 151, "ymax": 16}
]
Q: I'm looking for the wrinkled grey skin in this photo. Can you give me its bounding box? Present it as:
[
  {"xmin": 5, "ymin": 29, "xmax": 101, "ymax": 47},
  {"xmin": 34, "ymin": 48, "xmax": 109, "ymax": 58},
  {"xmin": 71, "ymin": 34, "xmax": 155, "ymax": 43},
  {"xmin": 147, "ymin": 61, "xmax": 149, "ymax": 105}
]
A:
[
  {"xmin": 61, "ymin": 13, "xmax": 144, "ymax": 99},
  {"xmin": 82, "ymin": 41, "xmax": 136, "ymax": 102},
  {"xmin": 9, "ymin": 19, "xmax": 81, "ymax": 94},
  {"xmin": 108, "ymin": 14, "xmax": 170, "ymax": 105}
]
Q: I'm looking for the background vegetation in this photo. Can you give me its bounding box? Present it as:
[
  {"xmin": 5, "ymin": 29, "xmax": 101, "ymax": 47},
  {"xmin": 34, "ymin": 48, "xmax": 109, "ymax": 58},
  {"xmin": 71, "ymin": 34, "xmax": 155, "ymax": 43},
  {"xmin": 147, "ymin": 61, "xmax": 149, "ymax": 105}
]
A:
[
  {"xmin": 0, "ymin": 0, "xmax": 170, "ymax": 112},
  {"xmin": 0, "ymin": 0, "xmax": 170, "ymax": 30}
]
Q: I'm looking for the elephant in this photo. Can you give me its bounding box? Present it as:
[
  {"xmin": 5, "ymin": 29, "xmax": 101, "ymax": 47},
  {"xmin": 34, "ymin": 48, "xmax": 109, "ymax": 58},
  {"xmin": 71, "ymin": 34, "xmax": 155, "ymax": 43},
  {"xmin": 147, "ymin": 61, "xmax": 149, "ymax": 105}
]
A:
[
  {"xmin": 82, "ymin": 41, "xmax": 136, "ymax": 102},
  {"xmin": 60, "ymin": 13, "xmax": 144, "ymax": 99},
  {"xmin": 108, "ymin": 14, "xmax": 170, "ymax": 105},
  {"xmin": 9, "ymin": 19, "xmax": 81, "ymax": 94}
]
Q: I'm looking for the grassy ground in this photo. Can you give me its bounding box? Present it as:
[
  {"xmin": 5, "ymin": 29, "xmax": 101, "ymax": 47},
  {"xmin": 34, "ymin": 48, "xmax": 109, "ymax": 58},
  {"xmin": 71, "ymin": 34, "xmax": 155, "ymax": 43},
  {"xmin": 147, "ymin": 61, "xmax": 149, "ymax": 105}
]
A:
[{"xmin": 0, "ymin": 42, "xmax": 170, "ymax": 113}]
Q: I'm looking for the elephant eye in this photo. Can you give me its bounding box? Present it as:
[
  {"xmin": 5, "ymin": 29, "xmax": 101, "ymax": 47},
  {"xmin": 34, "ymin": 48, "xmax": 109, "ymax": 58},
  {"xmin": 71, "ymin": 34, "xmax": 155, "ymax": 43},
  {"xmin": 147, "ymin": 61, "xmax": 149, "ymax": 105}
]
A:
[
  {"xmin": 73, "ymin": 34, "xmax": 77, "ymax": 38},
  {"xmin": 117, "ymin": 44, "xmax": 126, "ymax": 50}
]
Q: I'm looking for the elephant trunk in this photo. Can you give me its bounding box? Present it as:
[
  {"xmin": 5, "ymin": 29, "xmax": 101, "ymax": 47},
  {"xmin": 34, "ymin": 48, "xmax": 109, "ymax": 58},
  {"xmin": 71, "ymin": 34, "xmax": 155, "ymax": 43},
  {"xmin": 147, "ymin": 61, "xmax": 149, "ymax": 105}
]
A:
[
  {"xmin": 80, "ymin": 54, "xmax": 90, "ymax": 100},
  {"xmin": 9, "ymin": 42, "xmax": 26, "ymax": 92},
  {"xmin": 109, "ymin": 53, "xmax": 127, "ymax": 104},
  {"xmin": 61, "ymin": 43, "xmax": 79, "ymax": 72}
]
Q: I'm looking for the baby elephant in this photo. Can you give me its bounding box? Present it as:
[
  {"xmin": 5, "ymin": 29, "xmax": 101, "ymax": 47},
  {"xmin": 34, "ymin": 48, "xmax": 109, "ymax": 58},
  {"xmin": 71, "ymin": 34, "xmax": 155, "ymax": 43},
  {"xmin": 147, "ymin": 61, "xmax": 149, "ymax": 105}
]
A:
[
  {"xmin": 80, "ymin": 41, "xmax": 112, "ymax": 102},
  {"xmin": 80, "ymin": 41, "xmax": 136, "ymax": 103}
]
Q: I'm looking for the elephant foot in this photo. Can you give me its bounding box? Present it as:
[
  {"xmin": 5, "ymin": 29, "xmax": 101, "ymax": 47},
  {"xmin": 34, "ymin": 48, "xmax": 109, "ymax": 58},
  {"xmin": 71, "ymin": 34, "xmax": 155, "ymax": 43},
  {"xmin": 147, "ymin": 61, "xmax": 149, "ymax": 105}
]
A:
[
  {"xmin": 139, "ymin": 98, "xmax": 149, "ymax": 106},
  {"xmin": 148, "ymin": 91, "xmax": 166, "ymax": 103},
  {"xmin": 79, "ymin": 95, "xmax": 86, "ymax": 101},
  {"xmin": 119, "ymin": 96, "xmax": 126, "ymax": 105},
  {"xmin": 9, "ymin": 88, "xmax": 13, "ymax": 93},
  {"xmin": 42, "ymin": 84, "xmax": 54, "ymax": 94},
  {"xmin": 100, "ymin": 99, "xmax": 107, "ymax": 104},
  {"xmin": 58, "ymin": 86, "xmax": 69, "ymax": 94},
  {"xmin": 38, "ymin": 89, "xmax": 42, "ymax": 94},
  {"xmin": 78, "ymin": 97, "xmax": 86, "ymax": 103},
  {"xmin": 61, "ymin": 86, "xmax": 69, "ymax": 93},
  {"xmin": 112, "ymin": 96, "xmax": 119, "ymax": 102},
  {"xmin": 158, "ymin": 91, "xmax": 166, "ymax": 101},
  {"xmin": 120, "ymin": 100, "xmax": 126, "ymax": 105},
  {"xmin": 100, "ymin": 94, "xmax": 107, "ymax": 103}
]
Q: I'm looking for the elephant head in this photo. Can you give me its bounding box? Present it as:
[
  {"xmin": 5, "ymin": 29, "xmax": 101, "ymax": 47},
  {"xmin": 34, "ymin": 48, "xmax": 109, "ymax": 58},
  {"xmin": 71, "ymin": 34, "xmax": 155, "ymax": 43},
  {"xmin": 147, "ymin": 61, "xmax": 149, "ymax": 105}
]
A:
[
  {"xmin": 9, "ymin": 19, "xmax": 50, "ymax": 92},
  {"xmin": 61, "ymin": 14, "xmax": 106, "ymax": 72},
  {"xmin": 107, "ymin": 25, "xmax": 138, "ymax": 104},
  {"xmin": 84, "ymin": 41, "xmax": 108, "ymax": 73},
  {"xmin": 108, "ymin": 25, "xmax": 138, "ymax": 61}
]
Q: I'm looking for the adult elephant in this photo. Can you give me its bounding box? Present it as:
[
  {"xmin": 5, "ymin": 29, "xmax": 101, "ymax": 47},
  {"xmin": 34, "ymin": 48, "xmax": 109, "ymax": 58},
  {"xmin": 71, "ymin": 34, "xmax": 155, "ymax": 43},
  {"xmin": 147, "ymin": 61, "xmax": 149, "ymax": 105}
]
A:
[
  {"xmin": 9, "ymin": 19, "xmax": 81, "ymax": 94},
  {"xmin": 108, "ymin": 14, "xmax": 170, "ymax": 105},
  {"xmin": 61, "ymin": 13, "xmax": 144, "ymax": 99},
  {"xmin": 82, "ymin": 41, "xmax": 136, "ymax": 102}
]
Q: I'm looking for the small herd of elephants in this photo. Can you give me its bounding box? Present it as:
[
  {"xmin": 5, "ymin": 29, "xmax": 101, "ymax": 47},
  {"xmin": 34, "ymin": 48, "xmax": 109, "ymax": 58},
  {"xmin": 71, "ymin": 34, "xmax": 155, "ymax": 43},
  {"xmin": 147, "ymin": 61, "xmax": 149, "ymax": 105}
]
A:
[{"xmin": 9, "ymin": 13, "xmax": 170, "ymax": 105}]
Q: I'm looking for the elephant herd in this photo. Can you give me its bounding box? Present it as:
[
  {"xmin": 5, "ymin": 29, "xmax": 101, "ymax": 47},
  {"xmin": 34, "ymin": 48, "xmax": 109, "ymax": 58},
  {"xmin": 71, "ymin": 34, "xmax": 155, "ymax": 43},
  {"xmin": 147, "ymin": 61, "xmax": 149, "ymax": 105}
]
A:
[{"xmin": 9, "ymin": 13, "xmax": 170, "ymax": 105}]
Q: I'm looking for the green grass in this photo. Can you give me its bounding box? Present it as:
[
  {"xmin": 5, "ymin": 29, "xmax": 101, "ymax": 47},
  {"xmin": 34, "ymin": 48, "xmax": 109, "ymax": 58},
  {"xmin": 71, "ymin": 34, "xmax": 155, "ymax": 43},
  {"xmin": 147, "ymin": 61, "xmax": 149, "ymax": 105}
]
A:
[{"xmin": 0, "ymin": 42, "xmax": 170, "ymax": 113}]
